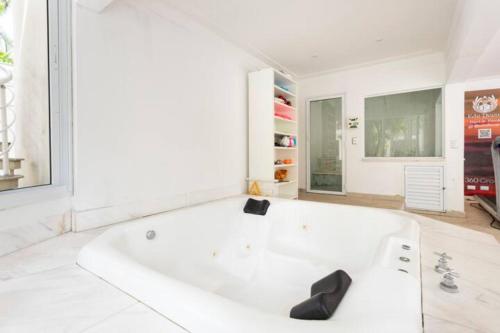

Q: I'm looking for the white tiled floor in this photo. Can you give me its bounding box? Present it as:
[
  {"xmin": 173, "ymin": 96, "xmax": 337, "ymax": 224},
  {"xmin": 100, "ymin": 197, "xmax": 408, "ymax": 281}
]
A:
[
  {"xmin": 0, "ymin": 265, "xmax": 135, "ymax": 332},
  {"xmin": 0, "ymin": 228, "xmax": 102, "ymax": 281},
  {"xmin": 0, "ymin": 228, "xmax": 187, "ymax": 333},
  {"xmin": 83, "ymin": 304, "xmax": 187, "ymax": 333}
]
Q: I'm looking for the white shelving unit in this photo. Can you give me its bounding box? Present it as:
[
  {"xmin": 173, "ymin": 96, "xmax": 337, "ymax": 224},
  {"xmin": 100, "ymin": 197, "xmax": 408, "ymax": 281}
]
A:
[{"xmin": 248, "ymin": 68, "xmax": 298, "ymax": 199}]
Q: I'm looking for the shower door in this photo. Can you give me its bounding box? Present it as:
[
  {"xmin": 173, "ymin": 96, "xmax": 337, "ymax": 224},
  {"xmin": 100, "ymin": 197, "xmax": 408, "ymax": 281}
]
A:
[{"xmin": 307, "ymin": 96, "xmax": 345, "ymax": 194}]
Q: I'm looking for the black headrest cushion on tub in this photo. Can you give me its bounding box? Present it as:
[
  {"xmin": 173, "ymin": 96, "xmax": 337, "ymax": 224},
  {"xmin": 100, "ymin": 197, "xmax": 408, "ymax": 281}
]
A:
[
  {"xmin": 243, "ymin": 198, "xmax": 270, "ymax": 216},
  {"xmin": 290, "ymin": 270, "xmax": 352, "ymax": 320}
]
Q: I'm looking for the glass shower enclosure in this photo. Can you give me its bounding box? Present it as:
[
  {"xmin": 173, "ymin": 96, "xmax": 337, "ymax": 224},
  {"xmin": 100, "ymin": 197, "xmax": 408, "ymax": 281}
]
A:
[{"xmin": 307, "ymin": 96, "xmax": 344, "ymax": 194}]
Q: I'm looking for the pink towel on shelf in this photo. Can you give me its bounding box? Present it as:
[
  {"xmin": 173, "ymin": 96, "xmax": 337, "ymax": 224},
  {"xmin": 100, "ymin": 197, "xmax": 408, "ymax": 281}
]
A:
[{"xmin": 275, "ymin": 112, "xmax": 293, "ymax": 120}]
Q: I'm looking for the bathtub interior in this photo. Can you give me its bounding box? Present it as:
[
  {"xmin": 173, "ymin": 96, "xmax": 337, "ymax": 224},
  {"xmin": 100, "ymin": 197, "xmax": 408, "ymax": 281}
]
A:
[{"xmin": 104, "ymin": 197, "xmax": 420, "ymax": 318}]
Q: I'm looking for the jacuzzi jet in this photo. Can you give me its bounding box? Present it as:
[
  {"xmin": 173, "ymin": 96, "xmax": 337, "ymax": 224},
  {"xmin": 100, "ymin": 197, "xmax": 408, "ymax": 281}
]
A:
[
  {"xmin": 398, "ymin": 269, "xmax": 408, "ymax": 273},
  {"xmin": 146, "ymin": 230, "xmax": 156, "ymax": 240},
  {"xmin": 402, "ymin": 244, "xmax": 411, "ymax": 250},
  {"xmin": 399, "ymin": 256, "xmax": 410, "ymax": 263}
]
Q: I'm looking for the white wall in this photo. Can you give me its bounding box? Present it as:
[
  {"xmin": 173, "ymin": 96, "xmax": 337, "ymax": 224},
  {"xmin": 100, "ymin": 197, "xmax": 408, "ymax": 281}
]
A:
[
  {"xmin": 298, "ymin": 53, "xmax": 466, "ymax": 213},
  {"xmin": 72, "ymin": 0, "xmax": 266, "ymax": 230}
]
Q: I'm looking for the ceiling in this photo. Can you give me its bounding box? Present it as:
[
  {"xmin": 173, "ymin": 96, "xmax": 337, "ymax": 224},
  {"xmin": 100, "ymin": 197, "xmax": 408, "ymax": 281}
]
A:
[{"xmin": 161, "ymin": 0, "xmax": 459, "ymax": 77}]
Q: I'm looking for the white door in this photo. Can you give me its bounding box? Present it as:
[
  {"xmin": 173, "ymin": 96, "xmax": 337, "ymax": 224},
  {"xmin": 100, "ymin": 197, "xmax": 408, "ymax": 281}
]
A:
[{"xmin": 307, "ymin": 96, "xmax": 346, "ymax": 194}]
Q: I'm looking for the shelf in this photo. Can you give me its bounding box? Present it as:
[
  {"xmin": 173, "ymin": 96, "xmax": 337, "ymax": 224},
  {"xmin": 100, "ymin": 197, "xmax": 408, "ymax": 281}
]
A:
[
  {"xmin": 274, "ymin": 85, "xmax": 296, "ymax": 98},
  {"xmin": 278, "ymin": 193, "xmax": 299, "ymax": 200},
  {"xmin": 274, "ymin": 131, "xmax": 296, "ymax": 136},
  {"xmin": 274, "ymin": 163, "xmax": 296, "ymax": 168},
  {"xmin": 249, "ymin": 68, "xmax": 298, "ymax": 200},
  {"xmin": 312, "ymin": 170, "xmax": 342, "ymax": 176},
  {"xmin": 275, "ymin": 180, "xmax": 297, "ymax": 186},
  {"xmin": 274, "ymin": 101, "xmax": 295, "ymax": 111},
  {"xmin": 274, "ymin": 70, "xmax": 297, "ymax": 88},
  {"xmin": 274, "ymin": 146, "xmax": 296, "ymax": 150},
  {"xmin": 274, "ymin": 116, "xmax": 296, "ymax": 124}
]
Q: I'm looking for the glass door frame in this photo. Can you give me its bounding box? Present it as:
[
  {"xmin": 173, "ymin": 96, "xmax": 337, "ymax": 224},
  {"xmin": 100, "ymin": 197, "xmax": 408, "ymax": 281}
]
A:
[{"xmin": 306, "ymin": 95, "xmax": 346, "ymax": 195}]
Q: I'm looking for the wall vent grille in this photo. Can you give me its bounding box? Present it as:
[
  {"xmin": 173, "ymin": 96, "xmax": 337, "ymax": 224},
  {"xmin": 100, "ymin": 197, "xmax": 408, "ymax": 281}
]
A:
[{"xmin": 404, "ymin": 166, "xmax": 444, "ymax": 212}]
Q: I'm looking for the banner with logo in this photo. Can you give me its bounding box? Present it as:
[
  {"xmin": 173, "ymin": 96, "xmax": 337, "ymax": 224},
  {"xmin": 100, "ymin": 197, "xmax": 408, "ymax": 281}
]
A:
[{"xmin": 464, "ymin": 89, "xmax": 500, "ymax": 196}]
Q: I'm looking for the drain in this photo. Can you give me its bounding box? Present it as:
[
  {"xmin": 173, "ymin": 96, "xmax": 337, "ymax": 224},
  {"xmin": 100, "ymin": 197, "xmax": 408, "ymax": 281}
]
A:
[
  {"xmin": 399, "ymin": 256, "xmax": 410, "ymax": 263},
  {"xmin": 146, "ymin": 230, "xmax": 156, "ymax": 240},
  {"xmin": 402, "ymin": 244, "xmax": 411, "ymax": 250}
]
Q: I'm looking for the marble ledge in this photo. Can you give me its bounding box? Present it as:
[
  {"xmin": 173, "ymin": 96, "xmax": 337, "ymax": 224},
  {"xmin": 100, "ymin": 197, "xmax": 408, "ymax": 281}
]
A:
[
  {"xmin": 0, "ymin": 211, "xmax": 71, "ymax": 257},
  {"xmin": 415, "ymin": 214, "xmax": 500, "ymax": 333},
  {"xmin": 0, "ymin": 227, "xmax": 106, "ymax": 282}
]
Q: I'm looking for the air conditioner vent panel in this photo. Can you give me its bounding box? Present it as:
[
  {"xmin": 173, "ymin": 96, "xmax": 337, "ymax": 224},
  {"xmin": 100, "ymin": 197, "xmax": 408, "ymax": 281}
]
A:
[{"xmin": 404, "ymin": 166, "xmax": 444, "ymax": 212}]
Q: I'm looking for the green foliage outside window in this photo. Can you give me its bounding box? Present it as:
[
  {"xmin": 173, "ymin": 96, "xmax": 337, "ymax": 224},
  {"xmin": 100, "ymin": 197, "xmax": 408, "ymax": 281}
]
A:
[
  {"xmin": 0, "ymin": 0, "xmax": 13, "ymax": 65},
  {"xmin": 0, "ymin": 0, "xmax": 10, "ymax": 14}
]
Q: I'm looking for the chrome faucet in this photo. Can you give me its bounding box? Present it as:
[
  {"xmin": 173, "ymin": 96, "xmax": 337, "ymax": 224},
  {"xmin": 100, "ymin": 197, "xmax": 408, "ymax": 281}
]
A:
[
  {"xmin": 440, "ymin": 270, "xmax": 459, "ymax": 293},
  {"xmin": 434, "ymin": 252, "xmax": 452, "ymax": 273}
]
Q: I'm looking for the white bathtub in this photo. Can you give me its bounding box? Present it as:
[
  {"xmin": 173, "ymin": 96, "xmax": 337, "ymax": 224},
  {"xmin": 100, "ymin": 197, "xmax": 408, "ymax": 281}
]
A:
[{"xmin": 78, "ymin": 196, "xmax": 422, "ymax": 333}]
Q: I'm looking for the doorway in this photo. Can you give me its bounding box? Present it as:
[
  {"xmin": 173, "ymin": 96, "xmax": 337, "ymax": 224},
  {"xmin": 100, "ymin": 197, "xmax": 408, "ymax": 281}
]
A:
[{"xmin": 306, "ymin": 96, "xmax": 345, "ymax": 194}]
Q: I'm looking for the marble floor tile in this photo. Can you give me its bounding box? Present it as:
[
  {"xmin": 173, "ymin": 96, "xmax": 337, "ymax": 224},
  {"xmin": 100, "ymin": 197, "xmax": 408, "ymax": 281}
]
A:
[
  {"xmin": 83, "ymin": 303, "xmax": 188, "ymax": 333},
  {"xmin": 418, "ymin": 215, "xmax": 500, "ymax": 275},
  {"xmin": 0, "ymin": 265, "xmax": 136, "ymax": 333},
  {"xmin": 0, "ymin": 218, "xmax": 67, "ymax": 257},
  {"xmin": 423, "ymin": 314, "xmax": 479, "ymax": 333},
  {"xmin": 421, "ymin": 262, "xmax": 500, "ymax": 333},
  {"xmin": 0, "ymin": 228, "xmax": 107, "ymax": 281},
  {"xmin": 419, "ymin": 217, "xmax": 500, "ymax": 333}
]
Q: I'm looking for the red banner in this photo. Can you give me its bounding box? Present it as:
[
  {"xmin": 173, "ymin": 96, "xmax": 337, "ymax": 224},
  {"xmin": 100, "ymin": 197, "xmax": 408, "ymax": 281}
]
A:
[{"xmin": 464, "ymin": 89, "xmax": 500, "ymax": 196}]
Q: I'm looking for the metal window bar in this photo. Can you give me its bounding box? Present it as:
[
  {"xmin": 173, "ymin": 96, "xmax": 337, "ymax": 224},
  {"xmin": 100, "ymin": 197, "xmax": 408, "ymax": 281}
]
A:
[{"xmin": 0, "ymin": 65, "xmax": 14, "ymax": 177}]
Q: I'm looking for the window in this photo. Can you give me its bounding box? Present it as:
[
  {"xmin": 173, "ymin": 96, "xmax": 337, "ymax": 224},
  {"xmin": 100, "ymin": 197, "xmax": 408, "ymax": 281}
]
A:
[
  {"xmin": 0, "ymin": 0, "xmax": 71, "ymax": 204},
  {"xmin": 364, "ymin": 88, "xmax": 443, "ymax": 158},
  {"xmin": 0, "ymin": 0, "xmax": 71, "ymax": 196}
]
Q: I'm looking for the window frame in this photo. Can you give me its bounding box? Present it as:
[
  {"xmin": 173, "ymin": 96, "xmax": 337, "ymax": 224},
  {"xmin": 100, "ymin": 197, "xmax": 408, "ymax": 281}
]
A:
[
  {"xmin": 0, "ymin": 0, "xmax": 72, "ymax": 209},
  {"xmin": 362, "ymin": 85, "xmax": 446, "ymax": 161}
]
